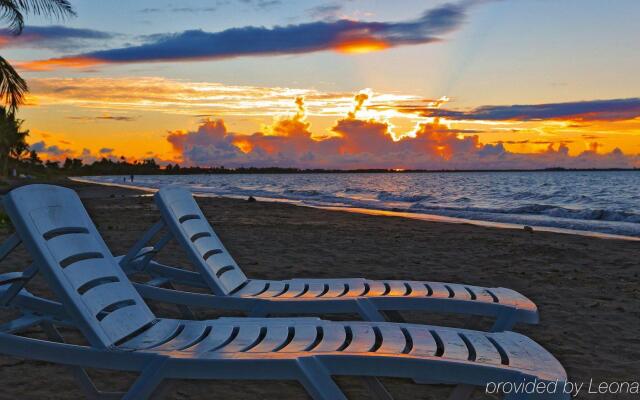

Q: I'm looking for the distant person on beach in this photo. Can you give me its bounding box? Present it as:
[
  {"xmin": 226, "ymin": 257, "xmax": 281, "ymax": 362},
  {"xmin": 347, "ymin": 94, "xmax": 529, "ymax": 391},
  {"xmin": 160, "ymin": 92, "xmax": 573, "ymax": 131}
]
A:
[
  {"xmin": 130, "ymin": 174, "xmax": 134, "ymax": 182},
  {"xmin": 123, "ymin": 177, "xmax": 126, "ymax": 183}
]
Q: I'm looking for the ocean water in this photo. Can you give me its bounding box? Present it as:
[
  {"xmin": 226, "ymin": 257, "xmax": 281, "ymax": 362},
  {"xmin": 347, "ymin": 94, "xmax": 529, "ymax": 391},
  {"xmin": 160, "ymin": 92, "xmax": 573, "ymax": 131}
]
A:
[{"xmin": 84, "ymin": 171, "xmax": 640, "ymax": 237}]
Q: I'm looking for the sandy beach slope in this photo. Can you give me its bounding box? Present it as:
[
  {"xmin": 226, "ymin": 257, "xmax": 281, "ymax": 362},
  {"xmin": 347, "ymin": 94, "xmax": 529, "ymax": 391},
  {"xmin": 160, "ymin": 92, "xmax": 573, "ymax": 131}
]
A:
[{"xmin": 0, "ymin": 180, "xmax": 638, "ymax": 399}]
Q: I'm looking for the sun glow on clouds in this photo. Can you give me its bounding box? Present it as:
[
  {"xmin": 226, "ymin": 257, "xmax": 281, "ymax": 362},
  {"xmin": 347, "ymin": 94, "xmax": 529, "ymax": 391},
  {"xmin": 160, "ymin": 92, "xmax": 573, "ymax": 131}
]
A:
[
  {"xmin": 22, "ymin": 76, "xmax": 640, "ymax": 168},
  {"xmin": 17, "ymin": 56, "xmax": 103, "ymax": 71},
  {"xmin": 334, "ymin": 38, "xmax": 389, "ymax": 54},
  {"xmin": 25, "ymin": 77, "xmax": 423, "ymax": 120}
]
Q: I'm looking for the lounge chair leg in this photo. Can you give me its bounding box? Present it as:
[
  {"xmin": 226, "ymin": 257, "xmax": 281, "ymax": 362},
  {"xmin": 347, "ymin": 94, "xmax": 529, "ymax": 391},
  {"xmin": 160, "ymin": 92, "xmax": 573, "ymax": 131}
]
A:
[
  {"xmin": 491, "ymin": 310, "xmax": 517, "ymax": 332},
  {"xmin": 0, "ymin": 263, "xmax": 38, "ymax": 306},
  {"xmin": 71, "ymin": 368, "xmax": 123, "ymax": 400},
  {"xmin": 122, "ymin": 358, "xmax": 168, "ymax": 400},
  {"xmin": 448, "ymin": 384, "xmax": 475, "ymax": 400},
  {"xmin": 40, "ymin": 322, "xmax": 123, "ymax": 399},
  {"xmin": 355, "ymin": 300, "xmax": 385, "ymax": 322},
  {"xmin": 119, "ymin": 220, "xmax": 165, "ymax": 270},
  {"xmin": 363, "ymin": 376, "xmax": 394, "ymax": 400},
  {"xmin": 164, "ymin": 282, "xmax": 197, "ymax": 319},
  {"xmin": 297, "ymin": 358, "xmax": 347, "ymax": 400}
]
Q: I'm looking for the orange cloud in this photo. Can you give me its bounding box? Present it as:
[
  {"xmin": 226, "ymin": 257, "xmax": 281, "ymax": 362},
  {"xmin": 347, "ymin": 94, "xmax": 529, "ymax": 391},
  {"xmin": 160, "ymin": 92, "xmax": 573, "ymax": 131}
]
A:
[
  {"xmin": 22, "ymin": 78, "xmax": 640, "ymax": 167},
  {"xmin": 25, "ymin": 77, "xmax": 420, "ymax": 118},
  {"xmin": 17, "ymin": 56, "xmax": 103, "ymax": 71},
  {"xmin": 161, "ymin": 94, "xmax": 640, "ymax": 170},
  {"xmin": 334, "ymin": 37, "xmax": 389, "ymax": 54}
]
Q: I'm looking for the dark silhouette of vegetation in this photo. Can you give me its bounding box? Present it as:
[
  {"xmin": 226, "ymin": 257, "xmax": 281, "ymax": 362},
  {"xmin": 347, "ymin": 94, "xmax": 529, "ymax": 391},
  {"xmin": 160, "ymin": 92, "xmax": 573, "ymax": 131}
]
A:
[
  {"xmin": 0, "ymin": 0, "xmax": 75, "ymax": 113},
  {"xmin": 8, "ymin": 150, "xmax": 638, "ymax": 179},
  {"xmin": 0, "ymin": 106, "xmax": 29, "ymax": 176}
]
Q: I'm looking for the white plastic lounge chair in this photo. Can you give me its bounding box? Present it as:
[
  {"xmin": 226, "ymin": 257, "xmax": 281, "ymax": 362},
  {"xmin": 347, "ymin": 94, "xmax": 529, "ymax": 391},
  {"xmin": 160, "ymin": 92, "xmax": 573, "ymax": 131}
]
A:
[
  {"xmin": 0, "ymin": 184, "xmax": 568, "ymax": 399},
  {"xmin": 120, "ymin": 186, "xmax": 538, "ymax": 331}
]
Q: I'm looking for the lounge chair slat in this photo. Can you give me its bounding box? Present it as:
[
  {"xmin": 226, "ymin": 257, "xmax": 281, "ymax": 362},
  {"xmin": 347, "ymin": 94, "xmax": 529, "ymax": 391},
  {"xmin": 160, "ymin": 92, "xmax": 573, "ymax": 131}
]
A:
[
  {"xmin": 254, "ymin": 281, "xmax": 288, "ymax": 298},
  {"xmin": 373, "ymin": 325, "xmax": 409, "ymax": 354},
  {"xmin": 117, "ymin": 319, "xmax": 179, "ymax": 349},
  {"xmin": 181, "ymin": 219, "xmax": 211, "ymax": 239},
  {"xmin": 363, "ymin": 280, "xmax": 387, "ymax": 296},
  {"xmin": 79, "ymin": 282, "xmax": 137, "ymax": 315},
  {"xmin": 188, "ymin": 324, "xmax": 237, "ymax": 352},
  {"xmin": 99, "ymin": 307, "xmax": 156, "ymax": 343},
  {"xmin": 343, "ymin": 325, "xmax": 376, "ymax": 353},
  {"xmin": 424, "ymin": 282, "xmax": 453, "ymax": 298},
  {"xmin": 384, "ymin": 281, "xmax": 408, "ymax": 297},
  {"xmin": 217, "ymin": 325, "xmax": 263, "ymax": 352},
  {"xmin": 491, "ymin": 287, "xmax": 532, "ymax": 307},
  {"xmin": 404, "ymin": 326, "xmax": 438, "ymax": 357},
  {"xmin": 432, "ymin": 330, "xmax": 469, "ymax": 361},
  {"xmin": 44, "ymin": 233, "xmax": 103, "ymax": 267},
  {"xmin": 273, "ymin": 281, "xmax": 308, "ymax": 298},
  {"xmin": 296, "ymin": 282, "xmax": 327, "ymax": 298},
  {"xmin": 64, "ymin": 259, "xmax": 120, "ymax": 290},
  {"xmin": 278, "ymin": 324, "xmax": 319, "ymax": 352},
  {"xmin": 153, "ymin": 323, "xmax": 211, "ymax": 351},
  {"xmin": 494, "ymin": 333, "xmax": 567, "ymax": 379},
  {"xmin": 487, "ymin": 333, "xmax": 534, "ymax": 370},
  {"xmin": 460, "ymin": 333, "xmax": 503, "ymax": 365},
  {"xmin": 343, "ymin": 280, "xmax": 367, "ymax": 297},
  {"xmin": 311, "ymin": 324, "xmax": 347, "ymax": 352},
  {"xmin": 468, "ymin": 286, "xmax": 495, "ymax": 303},
  {"xmin": 405, "ymin": 281, "xmax": 430, "ymax": 297},
  {"xmin": 29, "ymin": 205, "xmax": 82, "ymax": 238},
  {"xmin": 445, "ymin": 284, "xmax": 473, "ymax": 301},
  {"xmin": 233, "ymin": 280, "xmax": 269, "ymax": 296},
  {"xmin": 244, "ymin": 325, "xmax": 291, "ymax": 352},
  {"xmin": 192, "ymin": 237, "xmax": 225, "ymax": 259},
  {"xmin": 320, "ymin": 281, "xmax": 348, "ymax": 298}
]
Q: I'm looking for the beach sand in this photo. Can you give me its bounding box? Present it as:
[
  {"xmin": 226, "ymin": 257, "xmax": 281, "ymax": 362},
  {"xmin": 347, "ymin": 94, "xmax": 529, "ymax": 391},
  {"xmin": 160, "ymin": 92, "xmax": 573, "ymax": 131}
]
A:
[{"xmin": 0, "ymin": 180, "xmax": 638, "ymax": 399}]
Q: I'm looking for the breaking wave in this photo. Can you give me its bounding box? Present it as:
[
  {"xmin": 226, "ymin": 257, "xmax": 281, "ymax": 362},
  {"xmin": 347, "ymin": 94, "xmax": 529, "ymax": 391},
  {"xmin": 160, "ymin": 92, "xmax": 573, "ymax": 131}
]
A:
[{"xmin": 82, "ymin": 171, "xmax": 640, "ymax": 237}]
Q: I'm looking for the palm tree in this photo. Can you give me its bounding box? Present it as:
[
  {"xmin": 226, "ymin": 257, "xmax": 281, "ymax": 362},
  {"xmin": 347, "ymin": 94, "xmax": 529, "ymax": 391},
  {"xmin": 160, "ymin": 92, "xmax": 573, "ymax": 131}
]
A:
[
  {"xmin": 0, "ymin": 106, "xmax": 29, "ymax": 175},
  {"xmin": 0, "ymin": 0, "xmax": 75, "ymax": 113}
]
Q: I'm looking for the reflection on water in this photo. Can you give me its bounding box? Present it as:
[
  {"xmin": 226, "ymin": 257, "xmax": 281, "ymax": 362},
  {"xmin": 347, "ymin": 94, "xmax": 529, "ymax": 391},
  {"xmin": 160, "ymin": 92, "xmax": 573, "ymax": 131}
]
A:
[{"xmin": 83, "ymin": 171, "xmax": 640, "ymax": 237}]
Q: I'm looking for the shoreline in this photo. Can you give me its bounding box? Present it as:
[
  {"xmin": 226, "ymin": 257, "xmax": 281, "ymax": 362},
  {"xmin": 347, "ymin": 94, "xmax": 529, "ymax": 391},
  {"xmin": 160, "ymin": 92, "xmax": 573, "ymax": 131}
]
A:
[{"xmin": 70, "ymin": 176, "xmax": 640, "ymax": 241}]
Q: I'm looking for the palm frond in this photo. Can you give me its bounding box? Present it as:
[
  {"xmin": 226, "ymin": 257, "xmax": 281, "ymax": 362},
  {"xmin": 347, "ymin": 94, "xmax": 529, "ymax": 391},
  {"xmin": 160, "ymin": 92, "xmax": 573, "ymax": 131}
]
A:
[
  {"xmin": 0, "ymin": 0, "xmax": 24, "ymax": 34},
  {"xmin": 0, "ymin": 55, "xmax": 28, "ymax": 114},
  {"xmin": 11, "ymin": 0, "xmax": 75, "ymax": 19}
]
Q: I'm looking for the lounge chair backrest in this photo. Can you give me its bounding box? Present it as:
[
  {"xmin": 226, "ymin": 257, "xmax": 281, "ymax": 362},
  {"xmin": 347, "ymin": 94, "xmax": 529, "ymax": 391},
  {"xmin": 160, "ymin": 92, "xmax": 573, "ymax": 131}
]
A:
[
  {"xmin": 3, "ymin": 185, "xmax": 156, "ymax": 348},
  {"xmin": 154, "ymin": 187, "xmax": 248, "ymax": 295}
]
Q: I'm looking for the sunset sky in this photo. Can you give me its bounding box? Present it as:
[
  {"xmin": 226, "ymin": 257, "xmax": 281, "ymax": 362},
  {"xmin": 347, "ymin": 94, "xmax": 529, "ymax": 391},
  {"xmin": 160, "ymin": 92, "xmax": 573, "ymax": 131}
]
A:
[{"xmin": 4, "ymin": 0, "xmax": 640, "ymax": 169}]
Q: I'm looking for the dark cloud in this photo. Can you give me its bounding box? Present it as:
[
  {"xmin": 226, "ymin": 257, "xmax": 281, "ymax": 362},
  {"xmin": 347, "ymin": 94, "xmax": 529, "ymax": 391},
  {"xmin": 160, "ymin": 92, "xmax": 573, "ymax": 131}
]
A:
[
  {"xmin": 492, "ymin": 140, "xmax": 574, "ymax": 145},
  {"xmin": 306, "ymin": 3, "xmax": 344, "ymax": 19},
  {"xmin": 68, "ymin": 115, "xmax": 137, "ymax": 122},
  {"xmin": 23, "ymin": 1, "xmax": 476, "ymax": 69},
  {"xmin": 30, "ymin": 140, "xmax": 71, "ymax": 156},
  {"xmin": 139, "ymin": 6, "xmax": 219, "ymax": 14},
  {"xmin": 239, "ymin": 0, "xmax": 282, "ymax": 10},
  {"xmin": 0, "ymin": 25, "xmax": 115, "ymax": 51},
  {"xmin": 99, "ymin": 148, "xmax": 114, "ymax": 154},
  {"xmin": 409, "ymin": 98, "xmax": 640, "ymax": 122}
]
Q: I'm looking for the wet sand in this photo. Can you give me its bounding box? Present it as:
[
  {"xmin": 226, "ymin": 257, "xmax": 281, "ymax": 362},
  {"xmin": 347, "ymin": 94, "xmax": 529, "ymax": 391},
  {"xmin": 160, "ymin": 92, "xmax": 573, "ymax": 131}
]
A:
[{"xmin": 1, "ymin": 179, "xmax": 638, "ymax": 399}]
